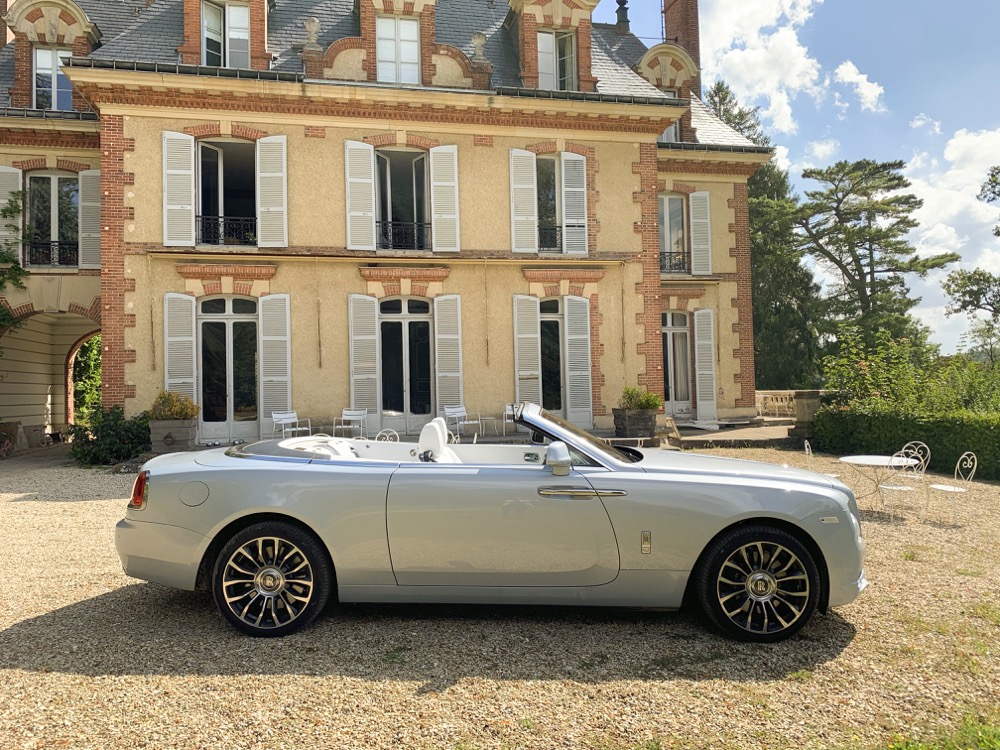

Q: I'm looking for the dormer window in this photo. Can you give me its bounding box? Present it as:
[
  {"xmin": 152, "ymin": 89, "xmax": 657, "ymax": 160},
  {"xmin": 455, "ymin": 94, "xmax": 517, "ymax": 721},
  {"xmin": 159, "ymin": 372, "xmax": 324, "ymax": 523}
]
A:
[
  {"xmin": 658, "ymin": 90, "xmax": 680, "ymax": 143},
  {"xmin": 34, "ymin": 48, "xmax": 73, "ymax": 110},
  {"xmin": 376, "ymin": 16, "xmax": 420, "ymax": 84},
  {"xmin": 203, "ymin": 1, "xmax": 250, "ymax": 68},
  {"xmin": 537, "ymin": 30, "xmax": 576, "ymax": 91}
]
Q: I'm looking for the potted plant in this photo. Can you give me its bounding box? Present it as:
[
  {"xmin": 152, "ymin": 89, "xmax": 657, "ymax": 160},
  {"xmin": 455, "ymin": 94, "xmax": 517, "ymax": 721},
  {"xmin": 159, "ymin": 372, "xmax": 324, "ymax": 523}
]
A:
[
  {"xmin": 613, "ymin": 386, "xmax": 664, "ymax": 438},
  {"xmin": 148, "ymin": 391, "xmax": 200, "ymax": 453}
]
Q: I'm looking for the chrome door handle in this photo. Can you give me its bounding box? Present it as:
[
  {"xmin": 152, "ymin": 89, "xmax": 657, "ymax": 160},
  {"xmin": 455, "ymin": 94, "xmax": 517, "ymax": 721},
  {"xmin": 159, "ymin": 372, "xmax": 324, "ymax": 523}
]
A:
[{"xmin": 538, "ymin": 486, "xmax": 599, "ymax": 498}]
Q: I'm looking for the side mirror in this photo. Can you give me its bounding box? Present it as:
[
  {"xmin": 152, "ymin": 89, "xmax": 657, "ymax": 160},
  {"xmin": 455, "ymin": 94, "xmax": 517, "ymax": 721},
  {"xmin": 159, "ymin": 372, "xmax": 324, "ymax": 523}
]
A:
[{"xmin": 546, "ymin": 441, "xmax": 572, "ymax": 477}]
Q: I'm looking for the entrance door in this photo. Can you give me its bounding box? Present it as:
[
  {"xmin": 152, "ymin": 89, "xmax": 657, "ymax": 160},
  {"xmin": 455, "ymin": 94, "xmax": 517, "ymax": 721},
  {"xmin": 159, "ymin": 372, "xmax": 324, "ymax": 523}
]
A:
[
  {"xmin": 662, "ymin": 312, "xmax": 692, "ymax": 418},
  {"xmin": 379, "ymin": 298, "xmax": 433, "ymax": 435},
  {"xmin": 199, "ymin": 297, "xmax": 259, "ymax": 442}
]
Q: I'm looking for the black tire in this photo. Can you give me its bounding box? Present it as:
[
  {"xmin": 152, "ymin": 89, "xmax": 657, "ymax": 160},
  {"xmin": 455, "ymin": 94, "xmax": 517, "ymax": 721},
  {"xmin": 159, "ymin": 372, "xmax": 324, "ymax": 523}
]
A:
[
  {"xmin": 212, "ymin": 521, "xmax": 332, "ymax": 637},
  {"xmin": 696, "ymin": 525, "xmax": 821, "ymax": 643}
]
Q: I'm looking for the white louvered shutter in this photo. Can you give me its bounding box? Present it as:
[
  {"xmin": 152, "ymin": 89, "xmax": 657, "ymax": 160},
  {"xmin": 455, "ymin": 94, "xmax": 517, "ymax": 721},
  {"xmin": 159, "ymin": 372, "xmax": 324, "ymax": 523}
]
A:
[
  {"xmin": 510, "ymin": 149, "xmax": 538, "ymax": 253},
  {"xmin": 162, "ymin": 131, "xmax": 195, "ymax": 246},
  {"xmin": 164, "ymin": 293, "xmax": 197, "ymax": 402},
  {"xmin": 256, "ymin": 135, "xmax": 288, "ymax": 248},
  {"xmin": 430, "ymin": 145, "xmax": 460, "ymax": 252},
  {"xmin": 345, "ymin": 140, "xmax": 376, "ymax": 250},
  {"xmin": 512, "ymin": 295, "xmax": 542, "ymax": 405},
  {"xmin": 690, "ymin": 191, "xmax": 712, "ymax": 275},
  {"xmin": 561, "ymin": 152, "xmax": 588, "ymax": 255},
  {"xmin": 434, "ymin": 295, "xmax": 463, "ymax": 411},
  {"xmin": 537, "ymin": 31, "xmax": 556, "ymax": 90},
  {"xmin": 693, "ymin": 308, "xmax": 718, "ymax": 421},
  {"xmin": 349, "ymin": 294, "xmax": 380, "ymax": 422},
  {"xmin": 563, "ymin": 295, "xmax": 593, "ymax": 428},
  {"xmin": 78, "ymin": 170, "xmax": 101, "ymax": 269},
  {"xmin": 259, "ymin": 294, "xmax": 292, "ymax": 437},
  {"xmin": 0, "ymin": 166, "xmax": 22, "ymax": 257}
]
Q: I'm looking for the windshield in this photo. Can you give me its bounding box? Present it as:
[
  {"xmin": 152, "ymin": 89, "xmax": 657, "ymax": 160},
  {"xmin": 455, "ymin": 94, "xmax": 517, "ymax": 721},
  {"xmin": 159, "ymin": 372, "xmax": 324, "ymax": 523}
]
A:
[{"xmin": 529, "ymin": 408, "xmax": 636, "ymax": 464}]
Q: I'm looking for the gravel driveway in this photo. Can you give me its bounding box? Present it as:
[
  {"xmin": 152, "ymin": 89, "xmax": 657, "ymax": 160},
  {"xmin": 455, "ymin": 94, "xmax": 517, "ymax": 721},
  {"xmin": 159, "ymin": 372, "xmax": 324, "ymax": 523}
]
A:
[{"xmin": 1, "ymin": 445, "xmax": 997, "ymax": 750}]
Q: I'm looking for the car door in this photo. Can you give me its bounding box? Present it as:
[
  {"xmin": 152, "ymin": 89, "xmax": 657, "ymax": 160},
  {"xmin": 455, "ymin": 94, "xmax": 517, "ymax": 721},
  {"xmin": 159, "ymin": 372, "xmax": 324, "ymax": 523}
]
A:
[{"xmin": 386, "ymin": 462, "xmax": 620, "ymax": 587}]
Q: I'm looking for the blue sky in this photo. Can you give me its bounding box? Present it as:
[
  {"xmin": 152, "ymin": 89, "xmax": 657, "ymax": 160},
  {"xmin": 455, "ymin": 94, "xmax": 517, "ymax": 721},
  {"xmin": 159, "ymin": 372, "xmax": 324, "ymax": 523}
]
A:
[{"xmin": 593, "ymin": 0, "xmax": 1000, "ymax": 353}]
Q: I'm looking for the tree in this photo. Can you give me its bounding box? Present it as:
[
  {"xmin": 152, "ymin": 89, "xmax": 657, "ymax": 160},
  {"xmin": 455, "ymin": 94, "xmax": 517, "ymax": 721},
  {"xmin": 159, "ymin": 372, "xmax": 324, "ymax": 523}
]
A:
[
  {"xmin": 959, "ymin": 318, "xmax": 1000, "ymax": 366},
  {"xmin": 72, "ymin": 335, "xmax": 102, "ymax": 425},
  {"xmin": 943, "ymin": 268, "xmax": 1000, "ymax": 319},
  {"xmin": 0, "ymin": 191, "xmax": 29, "ymax": 366},
  {"xmin": 795, "ymin": 159, "xmax": 959, "ymax": 344},
  {"xmin": 979, "ymin": 165, "xmax": 1000, "ymax": 236},
  {"xmin": 704, "ymin": 80, "xmax": 768, "ymax": 147},
  {"xmin": 706, "ymin": 80, "xmax": 825, "ymax": 388}
]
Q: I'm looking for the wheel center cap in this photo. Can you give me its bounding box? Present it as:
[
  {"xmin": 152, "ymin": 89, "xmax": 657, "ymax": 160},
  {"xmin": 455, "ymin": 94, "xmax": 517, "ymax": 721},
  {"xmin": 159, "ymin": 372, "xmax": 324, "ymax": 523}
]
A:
[
  {"xmin": 746, "ymin": 572, "xmax": 777, "ymax": 601},
  {"xmin": 256, "ymin": 567, "xmax": 285, "ymax": 595}
]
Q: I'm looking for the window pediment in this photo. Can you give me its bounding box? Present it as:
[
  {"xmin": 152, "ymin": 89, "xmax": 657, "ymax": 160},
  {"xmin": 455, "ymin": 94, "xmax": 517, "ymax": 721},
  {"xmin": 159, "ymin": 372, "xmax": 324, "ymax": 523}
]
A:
[{"xmin": 4, "ymin": 0, "xmax": 100, "ymax": 45}]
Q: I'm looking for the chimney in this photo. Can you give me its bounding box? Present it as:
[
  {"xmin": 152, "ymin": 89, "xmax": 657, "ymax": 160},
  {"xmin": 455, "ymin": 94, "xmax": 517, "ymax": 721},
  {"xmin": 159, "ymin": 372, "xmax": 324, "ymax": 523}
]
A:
[
  {"xmin": 663, "ymin": 0, "xmax": 701, "ymax": 94},
  {"xmin": 615, "ymin": 0, "xmax": 629, "ymax": 35}
]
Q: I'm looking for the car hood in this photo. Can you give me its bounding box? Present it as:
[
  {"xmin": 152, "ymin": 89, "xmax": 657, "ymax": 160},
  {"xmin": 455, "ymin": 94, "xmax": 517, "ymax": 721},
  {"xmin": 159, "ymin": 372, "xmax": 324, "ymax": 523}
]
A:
[{"xmin": 635, "ymin": 449, "xmax": 836, "ymax": 489}]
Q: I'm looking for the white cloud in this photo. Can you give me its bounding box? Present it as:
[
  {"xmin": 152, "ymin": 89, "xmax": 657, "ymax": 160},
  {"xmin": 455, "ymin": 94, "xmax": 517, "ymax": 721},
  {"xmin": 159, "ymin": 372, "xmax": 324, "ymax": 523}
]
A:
[
  {"xmin": 806, "ymin": 138, "xmax": 839, "ymax": 161},
  {"xmin": 910, "ymin": 113, "xmax": 942, "ymax": 135},
  {"xmin": 700, "ymin": 0, "xmax": 826, "ymax": 134},
  {"xmin": 833, "ymin": 61, "xmax": 887, "ymax": 112},
  {"xmin": 904, "ymin": 126, "xmax": 1000, "ymax": 352},
  {"xmin": 773, "ymin": 145, "xmax": 791, "ymax": 172}
]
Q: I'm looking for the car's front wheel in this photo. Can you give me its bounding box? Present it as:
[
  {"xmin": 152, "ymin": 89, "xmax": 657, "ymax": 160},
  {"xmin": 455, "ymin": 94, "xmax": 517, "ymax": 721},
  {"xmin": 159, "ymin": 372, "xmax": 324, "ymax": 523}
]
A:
[
  {"xmin": 212, "ymin": 521, "xmax": 332, "ymax": 637},
  {"xmin": 696, "ymin": 525, "xmax": 821, "ymax": 643}
]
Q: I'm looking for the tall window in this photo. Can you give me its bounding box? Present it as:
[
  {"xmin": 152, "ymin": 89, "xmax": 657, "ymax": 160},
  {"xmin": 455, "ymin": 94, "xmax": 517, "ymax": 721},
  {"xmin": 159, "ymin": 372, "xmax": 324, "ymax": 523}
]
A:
[
  {"xmin": 203, "ymin": 2, "xmax": 250, "ymax": 68},
  {"xmin": 539, "ymin": 298, "xmax": 563, "ymax": 411},
  {"xmin": 536, "ymin": 157, "xmax": 559, "ymax": 252},
  {"xmin": 660, "ymin": 195, "xmax": 688, "ymax": 273},
  {"xmin": 26, "ymin": 173, "xmax": 79, "ymax": 266},
  {"xmin": 376, "ymin": 16, "xmax": 420, "ymax": 84},
  {"xmin": 34, "ymin": 48, "xmax": 72, "ymax": 110},
  {"xmin": 376, "ymin": 149, "xmax": 428, "ymax": 249},
  {"xmin": 537, "ymin": 30, "xmax": 577, "ymax": 91},
  {"xmin": 197, "ymin": 140, "xmax": 257, "ymax": 245}
]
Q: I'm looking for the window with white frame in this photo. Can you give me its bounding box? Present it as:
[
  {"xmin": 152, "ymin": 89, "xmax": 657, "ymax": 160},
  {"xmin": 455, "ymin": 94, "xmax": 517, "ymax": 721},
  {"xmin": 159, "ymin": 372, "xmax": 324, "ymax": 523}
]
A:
[
  {"xmin": 202, "ymin": 1, "xmax": 250, "ymax": 68},
  {"xmin": 513, "ymin": 295, "xmax": 592, "ymax": 428},
  {"xmin": 376, "ymin": 16, "xmax": 420, "ymax": 84},
  {"xmin": 162, "ymin": 131, "xmax": 288, "ymax": 248},
  {"xmin": 15, "ymin": 169, "xmax": 100, "ymax": 269},
  {"xmin": 34, "ymin": 48, "xmax": 72, "ymax": 110},
  {"xmin": 510, "ymin": 149, "xmax": 587, "ymax": 254},
  {"xmin": 537, "ymin": 30, "xmax": 577, "ymax": 91},
  {"xmin": 658, "ymin": 90, "xmax": 680, "ymax": 143},
  {"xmin": 659, "ymin": 192, "xmax": 711, "ymax": 275}
]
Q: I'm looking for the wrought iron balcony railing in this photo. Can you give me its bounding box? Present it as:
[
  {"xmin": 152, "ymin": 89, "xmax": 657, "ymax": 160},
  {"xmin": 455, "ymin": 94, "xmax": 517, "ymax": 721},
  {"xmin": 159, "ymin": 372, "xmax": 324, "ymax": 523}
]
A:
[
  {"xmin": 660, "ymin": 250, "xmax": 691, "ymax": 274},
  {"xmin": 377, "ymin": 221, "xmax": 431, "ymax": 250},
  {"xmin": 538, "ymin": 223, "xmax": 562, "ymax": 253},
  {"xmin": 197, "ymin": 216, "xmax": 258, "ymax": 246},
  {"xmin": 24, "ymin": 241, "xmax": 79, "ymax": 267}
]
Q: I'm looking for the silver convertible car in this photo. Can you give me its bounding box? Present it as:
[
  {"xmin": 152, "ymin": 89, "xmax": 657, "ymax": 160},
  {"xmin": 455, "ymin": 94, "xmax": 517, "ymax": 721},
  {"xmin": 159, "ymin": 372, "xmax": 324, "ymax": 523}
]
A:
[{"xmin": 116, "ymin": 404, "xmax": 867, "ymax": 643}]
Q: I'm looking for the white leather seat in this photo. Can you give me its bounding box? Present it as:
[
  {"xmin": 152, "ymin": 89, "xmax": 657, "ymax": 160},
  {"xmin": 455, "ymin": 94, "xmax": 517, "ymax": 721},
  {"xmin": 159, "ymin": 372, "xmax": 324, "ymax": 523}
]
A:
[{"xmin": 417, "ymin": 420, "xmax": 461, "ymax": 463}]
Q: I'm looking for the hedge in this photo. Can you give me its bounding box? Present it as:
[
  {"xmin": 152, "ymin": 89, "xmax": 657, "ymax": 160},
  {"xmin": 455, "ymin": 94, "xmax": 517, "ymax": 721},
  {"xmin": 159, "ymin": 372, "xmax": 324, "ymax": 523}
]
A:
[{"xmin": 812, "ymin": 407, "xmax": 1000, "ymax": 481}]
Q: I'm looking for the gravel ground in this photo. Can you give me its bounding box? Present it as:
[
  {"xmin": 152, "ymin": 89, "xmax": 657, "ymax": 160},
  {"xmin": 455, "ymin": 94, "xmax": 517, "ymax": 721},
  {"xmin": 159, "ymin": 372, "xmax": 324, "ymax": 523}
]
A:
[{"xmin": 0, "ymin": 444, "xmax": 998, "ymax": 750}]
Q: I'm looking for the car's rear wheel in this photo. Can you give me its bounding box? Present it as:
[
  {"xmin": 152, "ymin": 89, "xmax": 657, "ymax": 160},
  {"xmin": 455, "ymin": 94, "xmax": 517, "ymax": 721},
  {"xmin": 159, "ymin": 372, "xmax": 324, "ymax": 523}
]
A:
[
  {"xmin": 212, "ymin": 521, "xmax": 332, "ymax": 637},
  {"xmin": 696, "ymin": 525, "xmax": 821, "ymax": 643}
]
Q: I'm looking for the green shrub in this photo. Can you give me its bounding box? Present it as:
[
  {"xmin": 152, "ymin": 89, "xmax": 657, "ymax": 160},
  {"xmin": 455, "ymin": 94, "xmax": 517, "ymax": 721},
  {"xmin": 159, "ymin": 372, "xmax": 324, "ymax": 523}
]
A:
[
  {"xmin": 67, "ymin": 407, "xmax": 151, "ymax": 465},
  {"xmin": 813, "ymin": 407, "xmax": 1000, "ymax": 481},
  {"xmin": 618, "ymin": 386, "xmax": 664, "ymax": 410},
  {"xmin": 148, "ymin": 390, "xmax": 200, "ymax": 420}
]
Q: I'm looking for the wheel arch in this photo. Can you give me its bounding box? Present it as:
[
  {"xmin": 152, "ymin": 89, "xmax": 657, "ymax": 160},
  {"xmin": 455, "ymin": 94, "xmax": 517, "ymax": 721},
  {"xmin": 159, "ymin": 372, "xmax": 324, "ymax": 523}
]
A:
[
  {"xmin": 683, "ymin": 517, "xmax": 830, "ymax": 613},
  {"xmin": 195, "ymin": 512, "xmax": 337, "ymax": 596}
]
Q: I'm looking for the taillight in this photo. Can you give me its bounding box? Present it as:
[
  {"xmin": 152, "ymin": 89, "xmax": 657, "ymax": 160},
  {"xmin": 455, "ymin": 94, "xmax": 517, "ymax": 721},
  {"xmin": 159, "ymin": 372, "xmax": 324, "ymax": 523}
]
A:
[{"xmin": 129, "ymin": 471, "xmax": 149, "ymax": 510}]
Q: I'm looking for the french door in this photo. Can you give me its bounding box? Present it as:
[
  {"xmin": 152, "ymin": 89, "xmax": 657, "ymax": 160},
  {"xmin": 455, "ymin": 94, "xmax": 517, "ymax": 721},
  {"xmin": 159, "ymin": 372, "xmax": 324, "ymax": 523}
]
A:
[
  {"xmin": 199, "ymin": 297, "xmax": 260, "ymax": 442},
  {"xmin": 662, "ymin": 312, "xmax": 692, "ymax": 418},
  {"xmin": 379, "ymin": 298, "xmax": 433, "ymax": 435}
]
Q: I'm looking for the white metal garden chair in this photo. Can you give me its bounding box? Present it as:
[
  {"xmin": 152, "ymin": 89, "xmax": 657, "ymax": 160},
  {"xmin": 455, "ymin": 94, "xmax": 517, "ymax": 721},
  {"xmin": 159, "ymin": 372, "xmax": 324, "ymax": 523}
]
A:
[
  {"xmin": 271, "ymin": 411, "xmax": 311, "ymax": 438},
  {"xmin": 925, "ymin": 451, "xmax": 977, "ymax": 526},
  {"xmin": 804, "ymin": 440, "xmax": 839, "ymax": 478}
]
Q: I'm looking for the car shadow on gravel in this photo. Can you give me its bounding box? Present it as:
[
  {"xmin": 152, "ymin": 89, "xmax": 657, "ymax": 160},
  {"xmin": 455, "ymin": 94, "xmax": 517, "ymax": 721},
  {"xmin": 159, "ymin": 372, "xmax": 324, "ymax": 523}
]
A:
[{"xmin": 0, "ymin": 584, "xmax": 856, "ymax": 687}]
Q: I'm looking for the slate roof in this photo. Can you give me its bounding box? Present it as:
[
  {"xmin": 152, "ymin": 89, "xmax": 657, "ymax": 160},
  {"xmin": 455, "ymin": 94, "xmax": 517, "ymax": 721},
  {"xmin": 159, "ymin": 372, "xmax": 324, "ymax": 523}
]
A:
[{"xmin": 0, "ymin": 0, "xmax": 762, "ymax": 149}]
